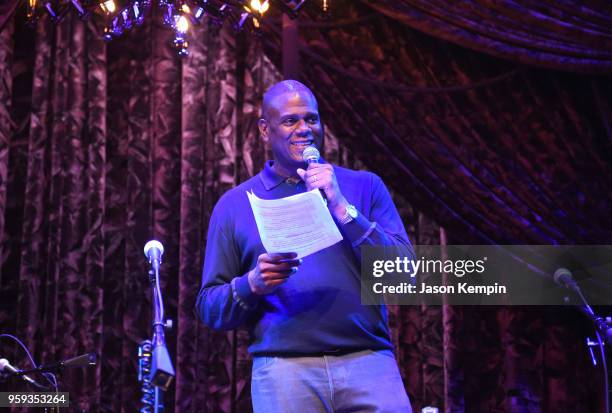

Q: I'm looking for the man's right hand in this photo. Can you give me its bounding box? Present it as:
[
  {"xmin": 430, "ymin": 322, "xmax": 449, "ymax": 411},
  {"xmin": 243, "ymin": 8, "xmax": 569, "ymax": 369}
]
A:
[{"xmin": 248, "ymin": 252, "xmax": 302, "ymax": 295}]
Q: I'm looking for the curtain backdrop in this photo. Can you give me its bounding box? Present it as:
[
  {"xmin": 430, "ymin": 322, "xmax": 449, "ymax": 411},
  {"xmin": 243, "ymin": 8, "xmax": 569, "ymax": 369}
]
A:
[
  {"xmin": 0, "ymin": 1, "xmax": 609, "ymax": 412},
  {"xmin": 362, "ymin": 0, "xmax": 612, "ymax": 74}
]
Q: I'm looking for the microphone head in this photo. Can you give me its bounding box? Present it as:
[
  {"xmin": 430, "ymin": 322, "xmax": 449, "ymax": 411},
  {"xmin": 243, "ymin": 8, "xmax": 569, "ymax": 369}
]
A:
[
  {"xmin": 553, "ymin": 267, "xmax": 582, "ymax": 295},
  {"xmin": 553, "ymin": 267, "xmax": 575, "ymax": 289},
  {"xmin": 0, "ymin": 358, "xmax": 10, "ymax": 371},
  {"xmin": 144, "ymin": 240, "xmax": 164, "ymax": 258},
  {"xmin": 63, "ymin": 352, "xmax": 97, "ymax": 368},
  {"xmin": 302, "ymin": 146, "xmax": 320, "ymax": 163}
]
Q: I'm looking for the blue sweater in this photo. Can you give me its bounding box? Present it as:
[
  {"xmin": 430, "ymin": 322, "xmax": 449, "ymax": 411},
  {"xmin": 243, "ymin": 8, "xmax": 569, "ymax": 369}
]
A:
[{"xmin": 195, "ymin": 161, "xmax": 413, "ymax": 356}]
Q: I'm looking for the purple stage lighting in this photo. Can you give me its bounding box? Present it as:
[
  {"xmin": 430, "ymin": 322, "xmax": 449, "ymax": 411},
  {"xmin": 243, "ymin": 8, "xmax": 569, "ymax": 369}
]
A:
[
  {"xmin": 70, "ymin": 0, "xmax": 88, "ymax": 19},
  {"xmin": 121, "ymin": 8, "xmax": 133, "ymax": 30}
]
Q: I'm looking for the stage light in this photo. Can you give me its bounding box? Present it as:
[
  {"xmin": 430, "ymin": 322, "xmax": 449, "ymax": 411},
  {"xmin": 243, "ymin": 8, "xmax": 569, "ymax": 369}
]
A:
[
  {"xmin": 163, "ymin": 3, "xmax": 174, "ymax": 26},
  {"xmin": 132, "ymin": 1, "xmax": 142, "ymax": 24},
  {"xmin": 238, "ymin": 0, "xmax": 268, "ymax": 31},
  {"xmin": 193, "ymin": 6, "xmax": 205, "ymax": 22},
  {"xmin": 27, "ymin": 0, "xmax": 36, "ymax": 17},
  {"xmin": 173, "ymin": 34, "xmax": 189, "ymax": 56},
  {"xmin": 26, "ymin": 0, "xmax": 38, "ymax": 24},
  {"xmin": 172, "ymin": 13, "xmax": 189, "ymax": 56},
  {"xmin": 19, "ymin": 0, "xmax": 312, "ymax": 51},
  {"xmin": 44, "ymin": 2, "xmax": 59, "ymax": 20},
  {"xmin": 189, "ymin": 0, "xmax": 227, "ymax": 25},
  {"xmin": 133, "ymin": 0, "xmax": 150, "ymax": 25},
  {"xmin": 121, "ymin": 8, "xmax": 133, "ymax": 29},
  {"xmin": 70, "ymin": 0, "xmax": 88, "ymax": 18},
  {"xmin": 175, "ymin": 14, "xmax": 189, "ymax": 34},
  {"xmin": 111, "ymin": 15, "xmax": 123, "ymax": 35},
  {"xmin": 236, "ymin": 11, "xmax": 249, "ymax": 30},
  {"xmin": 99, "ymin": 0, "xmax": 116, "ymax": 14},
  {"xmin": 250, "ymin": 0, "xmax": 269, "ymax": 15},
  {"xmin": 44, "ymin": 1, "xmax": 71, "ymax": 22},
  {"xmin": 28, "ymin": 0, "xmax": 37, "ymax": 12},
  {"xmin": 180, "ymin": 2, "xmax": 204, "ymax": 25},
  {"xmin": 103, "ymin": 25, "xmax": 113, "ymax": 41}
]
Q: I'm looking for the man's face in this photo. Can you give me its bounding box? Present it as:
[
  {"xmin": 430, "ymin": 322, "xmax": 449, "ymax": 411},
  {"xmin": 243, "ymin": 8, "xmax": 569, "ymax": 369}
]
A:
[{"xmin": 259, "ymin": 90, "xmax": 323, "ymax": 174}]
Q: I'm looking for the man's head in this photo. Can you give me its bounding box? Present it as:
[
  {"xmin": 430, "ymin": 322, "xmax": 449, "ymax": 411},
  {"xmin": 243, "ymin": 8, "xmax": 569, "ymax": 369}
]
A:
[{"xmin": 258, "ymin": 80, "xmax": 323, "ymax": 177}]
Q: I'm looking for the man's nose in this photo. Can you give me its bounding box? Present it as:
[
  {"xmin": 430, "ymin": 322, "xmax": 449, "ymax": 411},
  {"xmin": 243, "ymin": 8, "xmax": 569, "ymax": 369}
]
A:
[{"xmin": 295, "ymin": 119, "xmax": 310, "ymax": 135}]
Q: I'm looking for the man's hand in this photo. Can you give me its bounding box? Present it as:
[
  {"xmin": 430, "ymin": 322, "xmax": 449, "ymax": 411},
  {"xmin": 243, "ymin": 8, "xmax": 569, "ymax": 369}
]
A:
[
  {"xmin": 248, "ymin": 252, "xmax": 302, "ymax": 295},
  {"xmin": 297, "ymin": 163, "xmax": 348, "ymax": 219}
]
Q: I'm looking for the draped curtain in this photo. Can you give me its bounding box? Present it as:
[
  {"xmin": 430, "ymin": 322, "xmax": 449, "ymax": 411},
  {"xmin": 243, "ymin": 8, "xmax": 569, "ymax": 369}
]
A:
[
  {"xmin": 362, "ymin": 0, "xmax": 612, "ymax": 73},
  {"xmin": 0, "ymin": 0, "xmax": 610, "ymax": 412}
]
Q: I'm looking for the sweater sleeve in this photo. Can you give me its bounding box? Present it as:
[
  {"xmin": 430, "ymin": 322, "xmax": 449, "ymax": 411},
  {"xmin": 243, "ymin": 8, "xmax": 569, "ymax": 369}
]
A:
[
  {"xmin": 340, "ymin": 173, "xmax": 415, "ymax": 261},
  {"xmin": 195, "ymin": 202, "xmax": 262, "ymax": 331}
]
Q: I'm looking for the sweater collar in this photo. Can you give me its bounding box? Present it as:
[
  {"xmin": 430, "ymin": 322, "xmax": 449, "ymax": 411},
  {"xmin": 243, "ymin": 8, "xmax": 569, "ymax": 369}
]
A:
[
  {"xmin": 260, "ymin": 161, "xmax": 286, "ymax": 190},
  {"xmin": 259, "ymin": 159, "xmax": 327, "ymax": 191}
]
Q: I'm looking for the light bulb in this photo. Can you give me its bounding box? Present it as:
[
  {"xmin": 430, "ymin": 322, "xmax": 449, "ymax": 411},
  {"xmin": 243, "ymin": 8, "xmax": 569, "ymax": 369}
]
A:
[
  {"xmin": 250, "ymin": 0, "xmax": 269, "ymax": 15},
  {"xmin": 100, "ymin": 0, "xmax": 116, "ymax": 14},
  {"xmin": 175, "ymin": 14, "xmax": 189, "ymax": 34}
]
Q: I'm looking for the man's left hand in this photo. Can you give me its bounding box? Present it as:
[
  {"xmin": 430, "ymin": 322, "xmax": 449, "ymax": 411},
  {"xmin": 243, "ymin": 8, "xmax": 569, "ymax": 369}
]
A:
[{"xmin": 297, "ymin": 164, "xmax": 348, "ymax": 219}]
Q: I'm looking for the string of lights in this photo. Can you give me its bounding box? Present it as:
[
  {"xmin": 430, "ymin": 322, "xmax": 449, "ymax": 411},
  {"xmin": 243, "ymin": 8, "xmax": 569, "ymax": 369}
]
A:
[{"xmin": 22, "ymin": 0, "xmax": 320, "ymax": 56}]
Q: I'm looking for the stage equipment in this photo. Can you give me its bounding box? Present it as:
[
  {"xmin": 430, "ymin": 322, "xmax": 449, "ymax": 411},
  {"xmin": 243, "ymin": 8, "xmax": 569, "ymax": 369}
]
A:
[
  {"xmin": 0, "ymin": 358, "xmax": 47, "ymax": 389},
  {"xmin": 555, "ymin": 267, "xmax": 611, "ymax": 413},
  {"xmin": 138, "ymin": 340, "xmax": 155, "ymax": 412},
  {"xmin": 173, "ymin": 13, "xmax": 190, "ymax": 56},
  {"xmin": 139, "ymin": 240, "xmax": 175, "ymax": 413},
  {"xmin": 1, "ymin": 351, "xmax": 97, "ymax": 390},
  {"xmin": 11, "ymin": 0, "xmax": 325, "ymax": 56}
]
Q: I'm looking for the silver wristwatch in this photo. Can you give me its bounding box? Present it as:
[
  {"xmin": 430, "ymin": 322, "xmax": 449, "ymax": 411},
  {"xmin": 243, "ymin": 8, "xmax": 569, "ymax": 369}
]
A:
[{"xmin": 338, "ymin": 204, "xmax": 358, "ymax": 225}]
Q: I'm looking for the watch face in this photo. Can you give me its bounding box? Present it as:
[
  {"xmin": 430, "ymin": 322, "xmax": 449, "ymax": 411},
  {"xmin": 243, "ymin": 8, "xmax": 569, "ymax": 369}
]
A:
[{"xmin": 347, "ymin": 205, "xmax": 358, "ymax": 218}]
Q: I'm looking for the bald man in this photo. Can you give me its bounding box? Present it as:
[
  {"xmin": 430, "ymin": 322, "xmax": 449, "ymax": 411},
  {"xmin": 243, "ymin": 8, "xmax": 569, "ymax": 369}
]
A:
[{"xmin": 196, "ymin": 80, "xmax": 413, "ymax": 412}]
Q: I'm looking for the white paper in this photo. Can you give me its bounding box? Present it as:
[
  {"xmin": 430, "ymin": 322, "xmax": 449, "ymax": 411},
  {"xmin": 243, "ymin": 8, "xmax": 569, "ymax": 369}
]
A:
[{"xmin": 247, "ymin": 189, "xmax": 343, "ymax": 259}]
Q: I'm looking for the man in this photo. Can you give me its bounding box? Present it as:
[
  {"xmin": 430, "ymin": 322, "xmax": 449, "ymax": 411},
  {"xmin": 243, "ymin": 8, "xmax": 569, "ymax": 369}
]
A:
[{"xmin": 196, "ymin": 80, "xmax": 413, "ymax": 412}]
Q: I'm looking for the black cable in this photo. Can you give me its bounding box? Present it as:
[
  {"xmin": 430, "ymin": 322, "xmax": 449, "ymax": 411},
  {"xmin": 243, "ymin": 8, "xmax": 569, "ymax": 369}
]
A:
[{"xmin": 0, "ymin": 333, "xmax": 58, "ymax": 391}]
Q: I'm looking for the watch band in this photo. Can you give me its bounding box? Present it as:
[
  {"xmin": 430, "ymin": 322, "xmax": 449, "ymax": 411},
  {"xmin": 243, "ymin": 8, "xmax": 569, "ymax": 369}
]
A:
[
  {"xmin": 339, "ymin": 204, "xmax": 357, "ymax": 225},
  {"xmin": 231, "ymin": 278, "xmax": 253, "ymax": 310}
]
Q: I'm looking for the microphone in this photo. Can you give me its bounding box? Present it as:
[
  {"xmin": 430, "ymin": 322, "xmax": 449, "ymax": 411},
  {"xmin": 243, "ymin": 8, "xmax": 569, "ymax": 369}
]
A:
[
  {"xmin": 302, "ymin": 146, "xmax": 328, "ymax": 204},
  {"xmin": 144, "ymin": 240, "xmax": 164, "ymax": 271},
  {"xmin": 553, "ymin": 267, "xmax": 579, "ymax": 292},
  {"xmin": 302, "ymin": 145, "xmax": 320, "ymax": 164},
  {"xmin": 37, "ymin": 352, "xmax": 97, "ymax": 372},
  {"xmin": 0, "ymin": 358, "xmax": 46, "ymax": 389}
]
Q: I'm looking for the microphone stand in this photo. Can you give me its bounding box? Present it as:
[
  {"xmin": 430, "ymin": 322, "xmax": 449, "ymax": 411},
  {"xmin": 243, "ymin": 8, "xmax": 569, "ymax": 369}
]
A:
[
  {"xmin": 139, "ymin": 243, "xmax": 175, "ymax": 413},
  {"xmin": 10, "ymin": 353, "xmax": 97, "ymax": 376},
  {"xmin": 2, "ymin": 352, "xmax": 97, "ymax": 390},
  {"xmin": 570, "ymin": 287, "xmax": 611, "ymax": 413}
]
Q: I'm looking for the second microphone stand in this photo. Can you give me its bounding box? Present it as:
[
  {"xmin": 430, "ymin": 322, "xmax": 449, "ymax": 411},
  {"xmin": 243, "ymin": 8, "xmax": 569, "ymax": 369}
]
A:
[
  {"xmin": 140, "ymin": 240, "xmax": 175, "ymax": 413},
  {"xmin": 563, "ymin": 274, "xmax": 611, "ymax": 413}
]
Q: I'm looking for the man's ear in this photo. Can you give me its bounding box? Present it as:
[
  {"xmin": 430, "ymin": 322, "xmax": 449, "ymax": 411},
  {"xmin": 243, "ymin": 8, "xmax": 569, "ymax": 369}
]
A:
[{"xmin": 258, "ymin": 118, "xmax": 269, "ymax": 143}]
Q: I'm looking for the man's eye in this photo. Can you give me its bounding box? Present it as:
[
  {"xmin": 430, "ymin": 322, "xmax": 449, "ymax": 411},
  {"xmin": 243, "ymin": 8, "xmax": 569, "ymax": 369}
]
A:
[
  {"xmin": 282, "ymin": 118, "xmax": 296, "ymax": 125},
  {"xmin": 307, "ymin": 117, "xmax": 319, "ymax": 124}
]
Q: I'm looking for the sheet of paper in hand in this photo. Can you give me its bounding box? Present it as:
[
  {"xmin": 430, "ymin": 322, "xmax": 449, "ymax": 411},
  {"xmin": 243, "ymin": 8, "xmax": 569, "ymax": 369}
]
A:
[{"xmin": 247, "ymin": 189, "xmax": 343, "ymax": 259}]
